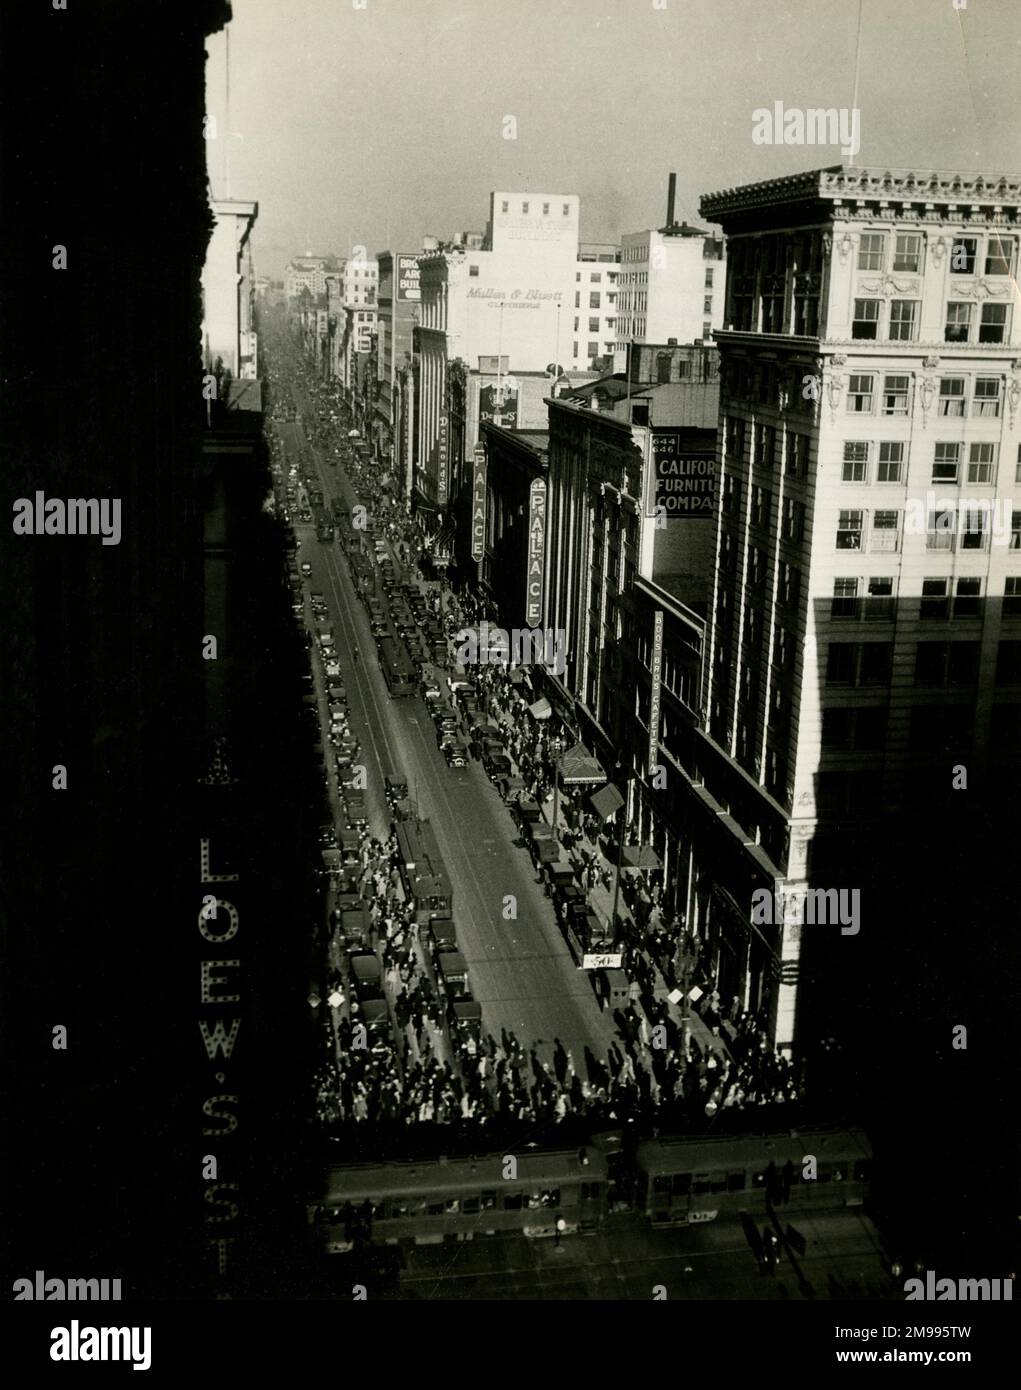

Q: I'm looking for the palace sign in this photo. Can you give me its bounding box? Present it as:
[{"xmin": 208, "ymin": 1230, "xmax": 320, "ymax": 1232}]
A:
[
  {"xmin": 471, "ymin": 445, "xmax": 487, "ymax": 561},
  {"xmin": 525, "ymin": 477, "xmax": 547, "ymax": 627}
]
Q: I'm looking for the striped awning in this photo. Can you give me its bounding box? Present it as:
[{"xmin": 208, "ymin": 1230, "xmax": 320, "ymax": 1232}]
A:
[
  {"xmin": 528, "ymin": 698, "xmax": 552, "ymax": 720},
  {"xmin": 559, "ymin": 742, "xmax": 606, "ymax": 785}
]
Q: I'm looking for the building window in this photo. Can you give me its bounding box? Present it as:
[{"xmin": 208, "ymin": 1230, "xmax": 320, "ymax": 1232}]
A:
[
  {"xmin": 842, "ymin": 441, "xmax": 869, "ymax": 482},
  {"xmin": 844, "ymin": 374, "xmax": 874, "ymax": 415},
  {"xmin": 951, "ymin": 237, "xmax": 977, "ymax": 274},
  {"xmin": 871, "ymin": 510, "xmax": 900, "ymax": 552},
  {"xmin": 562, "ymin": 203, "xmax": 570, "ymax": 216},
  {"xmin": 542, "ymin": 202, "xmax": 550, "ymax": 215},
  {"xmin": 945, "ymin": 302, "xmax": 972, "ymax": 343},
  {"xmin": 979, "ymin": 303, "xmax": 1008, "ymax": 343},
  {"xmin": 955, "ymin": 577, "xmax": 982, "ymax": 616},
  {"xmin": 522, "ymin": 202, "xmax": 529, "ymax": 214},
  {"xmin": 783, "ymin": 497, "xmax": 805, "ymax": 543},
  {"xmin": 705, "ymin": 268, "xmax": 714, "ymax": 288},
  {"xmin": 703, "ymin": 321, "xmax": 713, "ymax": 340},
  {"xmin": 704, "ymin": 296, "xmax": 713, "ymax": 315},
  {"xmin": 961, "ymin": 509, "xmax": 989, "ymax": 551},
  {"xmin": 747, "ymin": 546, "xmax": 766, "ymax": 588},
  {"xmin": 973, "ymin": 377, "xmax": 1001, "ymax": 417},
  {"xmin": 832, "ymin": 577, "xmax": 859, "ymax": 618},
  {"xmin": 826, "ymin": 643, "xmax": 856, "ymax": 685},
  {"xmin": 1017, "ymin": 445, "xmax": 1021, "ymax": 484},
  {"xmin": 889, "ymin": 300, "xmax": 919, "ymax": 341},
  {"xmin": 939, "ymin": 377, "xmax": 966, "ymax": 416},
  {"xmin": 587, "ymin": 341, "xmax": 598, "ymax": 358},
  {"xmin": 857, "ymin": 233, "xmax": 886, "ymax": 271},
  {"xmin": 932, "ymin": 442, "xmax": 960, "ymax": 484},
  {"xmin": 590, "ymin": 292, "xmax": 601, "ymax": 309},
  {"xmin": 1012, "ymin": 511, "xmax": 1021, "ymax": 550},
  {"xmin": 751, "ymin": 485, "xmax": 771, "ymax": 529},
  {"xmin": 967, "ymin": 442, "xmax": 997, "ymax": 484},
  {"xmin": 574, "ymin": 317, "xmax": 579, "ymax": 331},
  {"xmin": 588, "ymin": 317, "xmax": 600, "ymax": 333},
  {"xmin": 927, "ymin": 506, "xmax": 956, "ymax": 551},
  {"xmin": 877, "ymin": 441, "xmax": 904, "ymax": 482},
  {"xmin": 469, "ymin": 264, "xmax": 479, "ymax": 277},
  {"xmin": 501, "ymin": 201, "xmax": 509, "ymax": 213},
  {"xmin": 852, "ymin": 299, "xmax": 880, "ymax": 339},
  {"xmin": 779, "ymin": 562, "xmax": 801, "ymax": 608},
  {"xmin": 985, "ymin": 235, "xmax": 1015, "ymax": 276},
  {"xmin": 1004, "ymin": 577, "xmax": 1021, "ymax": 615},
  {"xmin": 915, "ymin": 641, "xmax": 948, "ymax": 686},
  {"xmin": 920, "ymin": 578, "xmax": 950, "ymax": 620},
  {"xmin": 722, "ymin": 473, "xmax": 741, "ymax": 516},
  {"xmin": 877, "ymin": 372, "xmax": 911, "ymax": 414},
  {"xmin": 893, "ymin": 233, "xmax": 922, "ymax": 273},
  {"xmin": 786, "ymin": 432, "xmax": 807, "ymax": 478},
  {"xmin": 836, "ymin": 509, "xmax": 864, "ymax": 550},
  {"xmin": 866, "ymin": 575, "xmax": 894, "ymax": 619}
]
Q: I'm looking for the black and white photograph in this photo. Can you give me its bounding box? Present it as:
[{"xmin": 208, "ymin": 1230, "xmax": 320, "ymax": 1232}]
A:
[{"xmin": 2, "ymin": 0, "xmax": 1018, "ymax": 1370}]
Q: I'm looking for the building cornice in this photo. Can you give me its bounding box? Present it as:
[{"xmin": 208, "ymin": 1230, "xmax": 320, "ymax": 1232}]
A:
[{"xmin": 702, "ymin": 166, "xmax": 1021, "ymax": 221}]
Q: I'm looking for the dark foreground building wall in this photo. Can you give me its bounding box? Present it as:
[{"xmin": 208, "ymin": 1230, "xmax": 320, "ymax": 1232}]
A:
[{"xmin": 1, "ymin": 2, "xmax": 315, "ymax": 1298}]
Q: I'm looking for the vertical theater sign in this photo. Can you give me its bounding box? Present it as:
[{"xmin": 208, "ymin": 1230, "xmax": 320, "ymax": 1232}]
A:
[
  {"xmin": 526, "ymin": 476, "xmax": 547, "ymax": 628},
  {"xmin": 471, "ymin": 444, "xmax": 487, "ymax": 563},
  {"xmin": 436, "ymin": 413, "xmax": 449, "ymax": 506},
  {"xmin": 196, "ymin": 739, "xmax": 243, "ymax": 1296}
]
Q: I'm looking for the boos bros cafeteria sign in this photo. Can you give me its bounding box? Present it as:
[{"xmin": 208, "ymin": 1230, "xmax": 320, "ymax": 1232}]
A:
[{"xmin": 648, "ymin": 430, "xmax": 716, "ymax": 518}]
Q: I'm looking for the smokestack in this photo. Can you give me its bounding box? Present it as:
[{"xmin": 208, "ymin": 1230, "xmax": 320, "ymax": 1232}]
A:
[{"xmin": 666, "ymin": 172, "xmax": 677, "ymax": 229}]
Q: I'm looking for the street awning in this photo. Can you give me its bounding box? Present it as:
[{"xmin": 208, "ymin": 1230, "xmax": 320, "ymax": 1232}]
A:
[
  {"xmin": 589, "ymin": 782, "xmax": 625, "ymax": 819},
  {"xmin": 509, "ymin": 667, "xmax": 527, "ymax": 685},
  {"xmin": 621, "ymin": 844, "xmax": 663, "ymax": 870},
  {"xmin": 528, "ymin": 698, "xmax": 552, "ymax": 721},
  {"xmin": 559, "ymin": 742, "xmax": 606, "ymax": 785}
]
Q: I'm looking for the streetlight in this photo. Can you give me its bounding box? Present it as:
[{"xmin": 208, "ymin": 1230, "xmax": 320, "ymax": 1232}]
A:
[
  {"xmin": 609, "ymin": 761, "xmax": 629, "ymax": 945},
  {"xmin": 549, "ymin": 732, "xmax": 566, "ymax": 844}
]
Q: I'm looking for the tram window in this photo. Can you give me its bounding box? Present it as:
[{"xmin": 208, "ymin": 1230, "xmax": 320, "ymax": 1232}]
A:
[
  {"xmin": 580, "ymin": 1182, "xmax": 601, "ymax": 1200},
  {"xmin": 727, "ymin": 1172, "xmax": 747, "ymax": 1192},
  {"xmin": 503, "ymin": 1193, "xmax": 523, "ymax": 1210},
  {"xmin": 816, "ymin": 1165, "xmax": 834, "ymax": 1183},
  {"xmin": 525, "ymin": 1192, "xmax": 543, "ymax": 1210},
  {"xmin": 462, "ymin": 1197, "xmax": 480, "ymax": 1215},
  {"xmin": 480, "ymin": 1191, "xmax": 497, "ymax": 1210},
  {"xmin": 853, "ymin": 1160, "xmax": 872, "ymax": 1182},
  {"xmin": 426, "ymin": 1201, "xmax": 445, "ymax": 1216},
  {"xmin": 710, "ymin": 1176, "xmax": 728, "ymax": 1193},
  {"xmin": 653, "ymin": 1176, "xmax": 672, "ymax": 1194},
  {"xmin": 411, "ymin": 1199, "xmax": 428, "ymax": 1215},
  {"xmin": 445, "ymin": 1198, "xmax": 460, "ymax": 1214},
  {"xmin": 540, "ymin": 1189, "xmax": 560, "ymax": 1208},
  {"xmin": 671, "ymin": 1173, "xmax": 691, "ymax": 1196},
  {"xmin": 752, "ymin": 1170, "xmax": 766, "ymax": 1187},
  {"xmin": 693, "ymin": 1178, "xmax": 712, "ymax": 1195},
  {"xmin": 389, "ymin": 1200, "xmax": 408, "ymax": 1218}
]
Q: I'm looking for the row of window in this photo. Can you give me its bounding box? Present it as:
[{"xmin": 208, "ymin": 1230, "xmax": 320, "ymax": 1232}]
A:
[
  {"xmin": 840, "ymin": 439, "xmax": 1005, "ymax": 485},
  {"xmin": 852, "ymin": 298, "xmax": 1009, "ymax": 343},
  {"xmin": 856, "ymin": 231, "xmax": 1015, "ymax": 277},
  {"xmin": 831, "ymin": 575, "xmax": 1010, "ymax": 619},
  {"xmin": 833, "ymin": 505, "xmax": 1020, "ymax": 552},
  {"xmin": 500, "ymin": 200, "xmax": 572, "ymax": 217}
]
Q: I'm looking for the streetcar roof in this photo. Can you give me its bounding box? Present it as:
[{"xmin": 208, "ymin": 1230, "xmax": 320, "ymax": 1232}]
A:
[
  {"xmin": 636, "ymin": 1127, "xmax": 872, "ymax": 1176},
  {"xmin": 320, "ymin": 1149, "xmax": 609, "ymax": 1202}
]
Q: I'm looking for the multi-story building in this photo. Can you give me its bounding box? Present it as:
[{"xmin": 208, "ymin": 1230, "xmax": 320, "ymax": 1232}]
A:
[
  {"xmin": 573, "ymin": 243, "xmax": 620, "ymax": 372},
  {"xmin": 613, "ymin": 222, "xmax": 726, "ymax": 369},
  {"xmin": 374, "ymin": 251, "xmax": 421, "ymax": 483},
  {"xmin": 284, "ymin": 254, "xmax": 335, "ymax": 302},
  {"xmin": 696, "ymin": 164, "xmax": 1021, "ymax": 1047},
  {"xmin": 416, "ymin": 192, "xmax": 580, "ymax": 531},
  {"xmin": 201, "ymin": 198, "xmax": 259, "ymax": 381}
]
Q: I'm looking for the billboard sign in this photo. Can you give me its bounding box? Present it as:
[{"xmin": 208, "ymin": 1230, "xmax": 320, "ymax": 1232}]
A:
[
  {"xmin": 525, "ymin": 477, "xmax": 547, "ymax": 627},
  {"xmin": 396, "ymin": 255, "xmax": 420, "ymax": 302},
  {"xmin": 648, "ymin": 430, "xmax": 716, "ymax": 518},
  {"xmin": 471, "ymin": 445, "xmax": 487, "ymax": 561}
]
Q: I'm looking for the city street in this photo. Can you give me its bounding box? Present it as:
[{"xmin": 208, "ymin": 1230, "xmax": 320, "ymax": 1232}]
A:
[{"xmin": 275, "ymin": 405, "xmax": 617, "ymax": 1071}]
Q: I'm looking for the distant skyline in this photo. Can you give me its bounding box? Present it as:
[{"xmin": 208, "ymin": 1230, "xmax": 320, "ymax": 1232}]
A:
[{"xmin": 205, "ymin": 0, "xmax": 1021, "ymax": 279}]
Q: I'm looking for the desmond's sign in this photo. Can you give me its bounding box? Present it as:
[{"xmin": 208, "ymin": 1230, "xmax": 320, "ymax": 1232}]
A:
[{"xmin": 649, "ymin": 431, "xmax": 716, "ymax": 518}]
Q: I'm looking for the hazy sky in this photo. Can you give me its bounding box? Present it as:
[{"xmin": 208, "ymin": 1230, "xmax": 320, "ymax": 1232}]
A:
[{"xmin": 205, "ymin": 0, "xmax": 1021, "ymax": 279}]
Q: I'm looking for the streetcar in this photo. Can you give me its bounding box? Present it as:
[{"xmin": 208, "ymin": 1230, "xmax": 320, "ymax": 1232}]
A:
[
  {"xmin": 393, "ymin": 818, "xmax": 453, "ymax": 923},
  {"xmin": 634, "ymin": 1126, "xmax": 872, "ymax": 1227},
  {"xmin": 377, "ymin": 637, "xmax": 416, "ymax": 697},
  {"xmin": 309, "ymin": 1147, "xmax": 609, "ymax": 1252}
]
